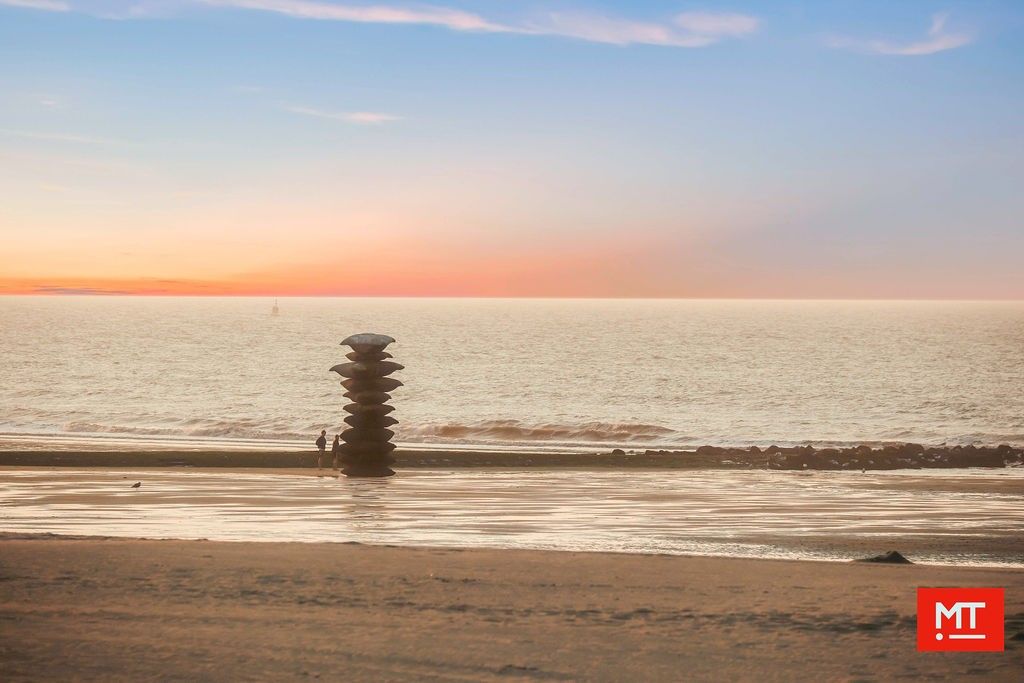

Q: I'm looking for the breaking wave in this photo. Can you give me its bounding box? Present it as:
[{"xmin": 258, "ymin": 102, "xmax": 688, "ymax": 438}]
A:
[
  {"xmin": 4, "ymin": 417, "xmax": 683, "ymax": 448},
  {"xmin": 400, "ymin": 419, "xmax": 678, "ymax": 445},
  {"xmin": 0, "ymin": 417, "xmax": 1021, "ymax": 451},
  {"xmin": 61, "ymin": 420, "xmax": 313, "ymax": 442}
]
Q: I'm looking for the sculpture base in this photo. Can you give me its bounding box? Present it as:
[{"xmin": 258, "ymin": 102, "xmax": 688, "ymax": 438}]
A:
[{"xmin": 341, "ymin": 464, "xmax": 396, "ymax": 478}]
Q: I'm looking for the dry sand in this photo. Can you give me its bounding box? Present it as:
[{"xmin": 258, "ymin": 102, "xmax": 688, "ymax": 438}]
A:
[{"xmin": 1, "ymin": 534, "xmax": 1022, "ymax": 681}]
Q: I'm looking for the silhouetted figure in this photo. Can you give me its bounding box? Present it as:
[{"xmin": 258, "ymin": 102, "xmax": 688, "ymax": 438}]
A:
[
  {"xmin": 331, "ymin": 434, "xmax": 341, "ymax": 471},
  {"xmin": 315, "ymin": 430, "xmax": 327, "ymax": 469}
]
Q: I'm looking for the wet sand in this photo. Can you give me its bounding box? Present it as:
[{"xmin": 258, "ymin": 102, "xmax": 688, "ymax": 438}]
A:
[
  {"xmin": 6, "ymin": 463, "xmax": 1024, "ymax": 494},
  {"xmin": 1, "ymin": 534, "xmax": 1022, "ymax": 681},
  {"xmin": 3, "ymin": 467, "xmax": 1022, "ymax": 565}
]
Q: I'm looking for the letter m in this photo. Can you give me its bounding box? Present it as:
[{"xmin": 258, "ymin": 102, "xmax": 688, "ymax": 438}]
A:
[{"xmin": 935, "ymin": 602, "xmax": 961, "ymax": 629}]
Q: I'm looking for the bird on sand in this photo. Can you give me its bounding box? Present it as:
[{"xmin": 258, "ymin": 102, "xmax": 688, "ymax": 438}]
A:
[{"xmin": 131, "ymin": 482, "xmax": 141, "ymax": 488}]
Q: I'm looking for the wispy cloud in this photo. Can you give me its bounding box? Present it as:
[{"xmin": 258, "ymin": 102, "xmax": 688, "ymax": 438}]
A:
[
  {"xmin": 202, "ymin": 0, "xmax": 501, "ymax": 31},
  {"xmin": 523, "ymin": 10, "xmax": 756, "ymax": 48},
  {"xmin": 32, "ymin": 285, "xmax": 136, "ymax": 295},
  {"xmin": 12, "ymin": 92, "xmax": 65, "ymax": 108},
  {"xmin": 0, "ymin": 276, "xmax": 236, "ymax": 296},
  {"xmin": 283, "ymin": 104, "xmax": 402, "ymax": 125},
  {"xmin": 826, "ymin": 11, "xmax": 974, "ymax": 56},
  {"xmin": 343, "ymin": 111, "xmax": 402, "ymax": 124},
  {"xmin": 525, "ymin": 12, "xmax": 707, "ymax": 47},
  {"xmin": 6, "ymin": 0, "xmax": 761, "ymax": 49},
  {"xmin": 674, "ymin": 11, "xmax": 759, "ymax": 38},
  {"xmin": 0, "ymin": 0, "xmax": 70, "ymax": 11},
  {"xmin": 0, "ymin": 128, "xmax": 121, "ymax": 145},
  {"xmin": 36, "ymin": 95, "xmax": 62, "ymax": 108},
  {"xmin": 528, "ymin": 10, "xmax": 758, "ymax": 47},
  {"xmin": 201, "ymin": 1, "xmax": 758, "ymax": 48}
]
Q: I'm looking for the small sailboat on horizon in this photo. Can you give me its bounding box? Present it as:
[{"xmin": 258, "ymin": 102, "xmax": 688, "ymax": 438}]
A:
[{"xmin": 271, "ymin": 299, "xmax": 280, "ymax": 316}]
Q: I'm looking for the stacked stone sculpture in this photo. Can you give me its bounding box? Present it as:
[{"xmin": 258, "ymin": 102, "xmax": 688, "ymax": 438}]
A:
[{"xmin": 330, "ymin": 333, "xmax": 403, "ymax": 477}]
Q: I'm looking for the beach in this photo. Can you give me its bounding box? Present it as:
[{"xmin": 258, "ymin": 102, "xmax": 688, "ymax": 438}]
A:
[
  {"xmin": 2, "ymin": 300, "xmax": 1023, "ymax": 678},
  {"xmin": 2, "ymin": 461, "xmax": 1023, "ymax": 679},
  {"xmin": 1, "ymin": 534, "xmax": 1022, "ymax": 681}
]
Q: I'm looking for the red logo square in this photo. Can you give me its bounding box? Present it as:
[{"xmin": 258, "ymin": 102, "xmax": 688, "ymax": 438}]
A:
[{"xmin": 917, "ymin": 587, "xmax": 1004, "ymax": 651}]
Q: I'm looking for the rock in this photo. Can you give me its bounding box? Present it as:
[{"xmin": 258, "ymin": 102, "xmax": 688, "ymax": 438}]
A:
[
  {"xmin": 995, "ymin": 444, "xmax": 1022, "ymax": 464},
  {"xmin": 344, "ymin": 414, "xmax": 398, "ymax": 429},
  {"xmin": 947, "ymin": 448, "xmax": 1005, "ymax": 468},
  {"xmin": 611, "ymin": 448, "xmax": 625, "ymax": 456},
  {"xmin": 341, "ymin": 333, "xmax": 396, "ymax": 354},
  {"xmin": 342, "ymin": 390, "xmax": 392, "ymax": 405},
  {"xmin": 855, "ymin": 550, "xmax": 913, "ymax": 564},
  {"xmin": 346, "ymin": 350, "xmax": 392, "ymax": 361},
  {"xmin": 696, "ymin": 445, "xmax": 723, "ymax": 455},
  {"xmin": 131, "ymin": 481, "xmax": 141, "ymax": 488},
  {"xmin": 330, "ymin": 360, "xmax": 404, "ymax": 379},
  {"xmin": 340, "ymin": 377, "xmax": 404, "ymax": 393},
  {"xmin": 748, "ymin": 446, "xmax": 762, "ymax": 454},
  {"xmin": 340, "ymin": 441, "xmax": 397, "ymax": 456},
  {"xmin": 766, "ymin": 445, "xmax": 782, "ymax": 454},
  {"xmin": 341, "ymin": 427, "xmax": 395, "ymax": 443},
  {"xmin": 343, "ymin": 403, "xmax": 395, "ymax": 416}
]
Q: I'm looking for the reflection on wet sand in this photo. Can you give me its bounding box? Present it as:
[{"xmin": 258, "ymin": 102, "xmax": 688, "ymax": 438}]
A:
[
  {"xmin": 1, "ymin": 468, "xmax": 1021, "ymax": 566},
  {"xmin": 344, "ymin": 479, "xmax": 392, "ymax": 533}
]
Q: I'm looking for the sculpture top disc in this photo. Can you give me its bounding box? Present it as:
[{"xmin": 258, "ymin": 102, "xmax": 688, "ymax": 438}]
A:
[{"xmin": 341, "ymin": 333, "xmax": 396, "ymax": 354}]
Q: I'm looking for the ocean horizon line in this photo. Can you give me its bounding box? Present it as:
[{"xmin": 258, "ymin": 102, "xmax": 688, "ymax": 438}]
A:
[{"xmin": 2, "ymin": 293, "xmax": 1023, "ymax": 303}]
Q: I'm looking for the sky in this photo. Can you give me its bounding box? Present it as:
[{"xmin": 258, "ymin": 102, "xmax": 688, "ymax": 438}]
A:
[{"xmin": 0, "ymin": 0, "xmax": 1022, "ymax": 298}]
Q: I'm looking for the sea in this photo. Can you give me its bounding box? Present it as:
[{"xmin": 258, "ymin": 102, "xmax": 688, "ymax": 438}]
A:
[{"xmin": 1, "ymin": 296, "xmax": 1021, "ymax": 452}]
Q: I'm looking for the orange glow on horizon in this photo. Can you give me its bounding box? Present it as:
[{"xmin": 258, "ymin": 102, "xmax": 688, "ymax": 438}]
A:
[
  {"xmin": 4, "ymin": 228, "xmax": 1020, "ymax": 300},
  {"xmin": 0, "ymin": 235, "xmax": 677, "ymax": 297}
]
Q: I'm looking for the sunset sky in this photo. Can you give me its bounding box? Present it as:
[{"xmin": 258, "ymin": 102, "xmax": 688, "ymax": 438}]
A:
[{"xmin": 1, "ymin": 0, "xmax": 1022, "ymax": 298}]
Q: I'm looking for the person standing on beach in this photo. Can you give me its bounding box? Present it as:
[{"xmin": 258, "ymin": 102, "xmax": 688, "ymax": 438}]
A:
[
  {"xmin": 331, "ymin": 434, "xmax": 341, "ymax": 471},
  {"xmin": 315, "ymin": 430, "xmax": 327, "ymax": 469}
]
